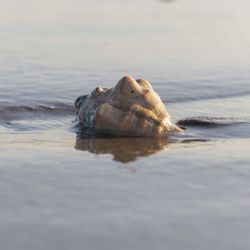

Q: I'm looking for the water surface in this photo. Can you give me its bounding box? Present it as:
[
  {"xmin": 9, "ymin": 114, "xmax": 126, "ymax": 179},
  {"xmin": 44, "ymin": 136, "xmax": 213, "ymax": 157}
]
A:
[{"xmin": 1, "ymin": 0, "xmax": 250, "ymax": 249}]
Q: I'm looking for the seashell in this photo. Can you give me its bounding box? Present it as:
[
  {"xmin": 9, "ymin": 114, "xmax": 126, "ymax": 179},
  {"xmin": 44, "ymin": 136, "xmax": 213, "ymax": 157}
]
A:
[{"xmin": 75, "ymin": 76, "xmax": 183, "ymax": 137}]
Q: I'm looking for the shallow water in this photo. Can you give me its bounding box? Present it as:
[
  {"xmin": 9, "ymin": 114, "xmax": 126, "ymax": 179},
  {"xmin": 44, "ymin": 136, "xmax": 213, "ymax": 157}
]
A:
[{"xmin": 1, "ymin": 0, "xmax": 250, "ymax": 249}]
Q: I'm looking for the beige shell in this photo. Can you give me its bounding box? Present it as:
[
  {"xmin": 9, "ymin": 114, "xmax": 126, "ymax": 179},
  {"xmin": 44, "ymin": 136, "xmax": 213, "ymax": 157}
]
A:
[{"xmin": 75, "ymin": 76, "xmax": 183, "ymax": 137}]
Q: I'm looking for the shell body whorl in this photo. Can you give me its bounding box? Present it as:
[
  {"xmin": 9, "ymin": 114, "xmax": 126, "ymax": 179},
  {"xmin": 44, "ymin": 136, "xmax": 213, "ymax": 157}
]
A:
[{"xmin": 75, "ymin": 76, "xmax": 182, "ymax": 137}]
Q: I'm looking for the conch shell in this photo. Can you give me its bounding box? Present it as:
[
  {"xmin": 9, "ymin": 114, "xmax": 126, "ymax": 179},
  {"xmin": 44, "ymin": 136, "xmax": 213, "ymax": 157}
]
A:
[{"xmin": 75, "ymin": 76, "xmax": 183, "ymax": 137}]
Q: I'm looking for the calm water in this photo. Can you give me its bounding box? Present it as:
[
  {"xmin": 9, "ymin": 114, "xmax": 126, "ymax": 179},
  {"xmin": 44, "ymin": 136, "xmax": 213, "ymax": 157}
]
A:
[{"xmin": 1, "ymin": 0, "xmax": 250, "ymax": 249}]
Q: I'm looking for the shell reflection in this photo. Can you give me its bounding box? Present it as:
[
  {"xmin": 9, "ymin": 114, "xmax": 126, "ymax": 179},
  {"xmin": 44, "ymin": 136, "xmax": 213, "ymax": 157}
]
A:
[{"xmin": 75, "ymin": 137, "xmax": 170, "ymax": 163}]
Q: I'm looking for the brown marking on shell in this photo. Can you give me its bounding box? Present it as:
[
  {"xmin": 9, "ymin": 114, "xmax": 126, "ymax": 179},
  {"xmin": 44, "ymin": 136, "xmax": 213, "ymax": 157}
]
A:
[
  {"xmin": 120, "ymin": 114, "xmax": 137, "ymax": 132},
  {"xmin": 135, "ymin": 117, "xmax": 154, "ymax": 136},
  {"xmin": 136, "ymin": 79, "xmax": 153, "ymax": 90},
  {"xmin": 94, "ymin": 103, "xmax": 123, "ymax": 130}
]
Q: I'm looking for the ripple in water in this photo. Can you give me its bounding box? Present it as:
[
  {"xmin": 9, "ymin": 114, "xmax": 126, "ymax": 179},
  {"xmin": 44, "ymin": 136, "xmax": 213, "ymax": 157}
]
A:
[
  {"xmin": 176, "ymin": 116, "xmax": 250, "ymax": 128},
  {"xmin": 0, "ymin": 103, "xmax": 75, "ymax": 122},
  {"xmin": 0, "ymin": 102, "xmax": 76, "ymax": 132}
]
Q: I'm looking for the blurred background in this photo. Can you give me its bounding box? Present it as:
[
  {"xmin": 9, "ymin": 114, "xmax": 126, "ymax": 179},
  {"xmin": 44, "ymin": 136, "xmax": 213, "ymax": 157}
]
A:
[{"xmin": 1, "ymin": 0, "xmax": 250, "ymax": 106}]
